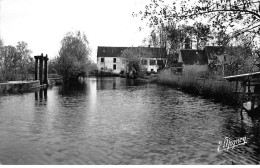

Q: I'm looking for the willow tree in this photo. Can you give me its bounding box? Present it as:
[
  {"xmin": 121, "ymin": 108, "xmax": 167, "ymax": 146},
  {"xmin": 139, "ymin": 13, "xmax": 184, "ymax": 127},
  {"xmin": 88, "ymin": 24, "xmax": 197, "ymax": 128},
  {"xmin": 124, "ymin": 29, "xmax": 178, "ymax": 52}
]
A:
[{"xmin": 57, "ymin": 31, "xmax": 91, "ymax": 81}]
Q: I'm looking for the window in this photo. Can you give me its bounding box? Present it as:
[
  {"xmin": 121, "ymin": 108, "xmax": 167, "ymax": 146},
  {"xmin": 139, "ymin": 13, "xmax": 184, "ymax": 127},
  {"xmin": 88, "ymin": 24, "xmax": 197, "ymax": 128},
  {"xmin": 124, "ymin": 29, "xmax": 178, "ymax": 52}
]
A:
[
  {"xmin": 157, "ymin": 60, "xmax": 163, "ymax": 66},
  {"xmin": 141, "ymin": 59, "xmax": 147, "ymax": 65},
  {"xmin": 101, "ymin": 58, "xmax": 104, "ymax": 63},
  {"xmin": 150, "ymin": 60, "xmax": 156, "ymax": 65},
  {"xmin": 113, "ymin": 64, "xmax": 116, "ymax": 70},
  {"xmin": 113, "ymin": 58, "xmax": 116, "ymax": 63},
  {"xmin": 103, "ymin": 49, "xmax": 105, "ymax": 53}
]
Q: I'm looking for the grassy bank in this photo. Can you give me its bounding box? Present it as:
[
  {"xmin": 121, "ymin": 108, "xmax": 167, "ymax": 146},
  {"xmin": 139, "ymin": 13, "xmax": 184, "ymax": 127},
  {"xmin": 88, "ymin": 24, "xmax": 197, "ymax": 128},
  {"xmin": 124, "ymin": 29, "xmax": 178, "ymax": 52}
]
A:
[{"xmin": 157, "ymin": 66, "xmax": 239, "ymax": 105}]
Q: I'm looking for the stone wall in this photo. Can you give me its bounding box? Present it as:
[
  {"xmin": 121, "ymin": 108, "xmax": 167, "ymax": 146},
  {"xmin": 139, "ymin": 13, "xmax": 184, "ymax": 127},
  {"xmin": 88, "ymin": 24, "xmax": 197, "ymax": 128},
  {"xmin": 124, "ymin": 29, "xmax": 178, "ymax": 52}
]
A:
[
  {"xmin": 0, "ymin": 80, "xmax": 40, "ymax": 93},
  {"xmin": 48, "ymin": 78, "xmax": 63, "ymax": 85}
]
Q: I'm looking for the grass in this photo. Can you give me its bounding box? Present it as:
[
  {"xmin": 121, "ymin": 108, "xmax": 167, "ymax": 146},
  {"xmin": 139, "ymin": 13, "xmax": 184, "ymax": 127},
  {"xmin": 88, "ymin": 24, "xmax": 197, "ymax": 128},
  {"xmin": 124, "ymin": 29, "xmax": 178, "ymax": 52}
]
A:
[{"xmin": 157, "ymin": 65, "xmax": 238, "ymax": 105}]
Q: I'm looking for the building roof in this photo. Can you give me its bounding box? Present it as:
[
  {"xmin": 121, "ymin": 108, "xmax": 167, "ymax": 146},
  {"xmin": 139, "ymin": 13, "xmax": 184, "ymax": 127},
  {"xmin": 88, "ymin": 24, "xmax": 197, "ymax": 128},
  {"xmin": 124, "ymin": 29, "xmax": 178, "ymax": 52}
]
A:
[
  {"xmin": 204, "ymin": 46, "xmax": 225, "ymax": 59},
  {"xmin": 180, "ymin": 49, "xmax": 208, "ymax": 65},
  {"xmin": 97, "ymin": 46, "xmax": 166, "ymax": 58},
  {"xmin": 171, "ymin": 62, "xmax": 183, "ymax": 67}
]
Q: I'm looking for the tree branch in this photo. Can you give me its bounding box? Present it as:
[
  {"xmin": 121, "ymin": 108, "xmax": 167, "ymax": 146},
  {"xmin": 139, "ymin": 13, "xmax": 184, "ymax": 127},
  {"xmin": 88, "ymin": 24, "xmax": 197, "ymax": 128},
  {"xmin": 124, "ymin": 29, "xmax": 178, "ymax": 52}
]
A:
[{"xmin": 177, "ymin": 8, "xmax": 260, "ymax": 20}]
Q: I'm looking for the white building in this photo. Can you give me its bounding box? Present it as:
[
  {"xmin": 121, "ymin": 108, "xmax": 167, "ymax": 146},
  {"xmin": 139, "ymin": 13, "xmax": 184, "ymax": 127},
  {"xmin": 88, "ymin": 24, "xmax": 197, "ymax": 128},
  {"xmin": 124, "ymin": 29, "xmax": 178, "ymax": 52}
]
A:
[
  {"xmin": 97, "ymin": 46, "xmax": 166, "ymax": 74},
  {"xmin": 97, "ymin": 47, "xmax": 127, "ymax": 74},
  {"xmin": 140, "ymin": 58, "xmax": 165, "ymax": 73}
]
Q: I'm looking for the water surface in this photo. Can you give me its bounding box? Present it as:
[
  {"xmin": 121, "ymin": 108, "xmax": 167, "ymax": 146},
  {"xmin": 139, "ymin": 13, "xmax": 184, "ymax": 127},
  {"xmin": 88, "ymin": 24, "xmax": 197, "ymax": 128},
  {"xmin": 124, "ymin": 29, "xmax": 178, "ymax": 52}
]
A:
[{"xmin": 0, "ymin": 77, "xmax": 259, "ymax": 164}]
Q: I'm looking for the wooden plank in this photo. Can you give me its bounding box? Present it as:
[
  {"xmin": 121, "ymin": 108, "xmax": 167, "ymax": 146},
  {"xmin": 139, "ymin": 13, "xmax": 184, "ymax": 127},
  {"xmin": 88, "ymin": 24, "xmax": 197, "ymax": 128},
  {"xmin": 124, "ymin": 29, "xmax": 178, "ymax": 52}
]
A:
[
  {"xmin": 246, "ymin": 82, "xmax": 260, "ymax": 86},
  {"xmin": 232, "ymin": 92, "xmax": 260, "ymax": 96},
  {"xmin": 223, "ymin": 71, "xmax": 260, "ymax": 82}
]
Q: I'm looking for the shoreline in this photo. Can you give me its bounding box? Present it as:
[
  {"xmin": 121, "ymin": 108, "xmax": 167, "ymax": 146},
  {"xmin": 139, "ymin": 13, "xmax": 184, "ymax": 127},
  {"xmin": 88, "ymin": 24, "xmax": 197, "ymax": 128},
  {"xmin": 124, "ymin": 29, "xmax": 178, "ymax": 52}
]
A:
[
  {"xmin": 137, "ymin": 70, "xmax": 240, "ymax": 106},
  {"xmin": 0, "ymin": 78, "xmax": 63, "ymax": 94}
]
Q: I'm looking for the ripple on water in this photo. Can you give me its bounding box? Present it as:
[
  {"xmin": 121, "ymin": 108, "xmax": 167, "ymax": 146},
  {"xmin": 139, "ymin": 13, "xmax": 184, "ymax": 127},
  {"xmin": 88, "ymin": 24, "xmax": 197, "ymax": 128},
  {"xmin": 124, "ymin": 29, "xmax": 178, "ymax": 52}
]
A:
[{"xmin": 0, "ymin": 79, "xmax": 259, "ymax": 164}]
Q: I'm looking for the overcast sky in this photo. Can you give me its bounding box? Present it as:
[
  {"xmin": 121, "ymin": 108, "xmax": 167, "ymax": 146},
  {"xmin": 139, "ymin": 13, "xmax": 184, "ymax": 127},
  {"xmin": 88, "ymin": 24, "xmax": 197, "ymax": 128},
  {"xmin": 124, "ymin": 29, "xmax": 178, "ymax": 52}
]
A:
[{"xmin": 0, "ymin": 0, "xmax": 151, "ymax": 62}]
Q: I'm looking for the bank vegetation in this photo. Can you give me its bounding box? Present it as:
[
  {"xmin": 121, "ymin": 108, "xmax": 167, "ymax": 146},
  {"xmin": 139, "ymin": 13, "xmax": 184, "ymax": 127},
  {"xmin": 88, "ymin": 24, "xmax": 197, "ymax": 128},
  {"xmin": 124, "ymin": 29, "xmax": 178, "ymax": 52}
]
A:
[
  {"xmin": 157, "ymin": 65, "xmax": 239, "ymax": 104},
  {"xmin": 0, "ymin": 39, "xmax": 34, "ymax": 82}
]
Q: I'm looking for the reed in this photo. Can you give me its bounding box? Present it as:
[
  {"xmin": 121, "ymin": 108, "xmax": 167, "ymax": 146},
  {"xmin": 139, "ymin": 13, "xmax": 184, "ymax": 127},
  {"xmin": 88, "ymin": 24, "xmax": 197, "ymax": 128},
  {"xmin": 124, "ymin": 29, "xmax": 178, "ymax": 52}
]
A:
[{"xmin": 157, "ymin": 65, "xmax": 238, "ymax": 104}]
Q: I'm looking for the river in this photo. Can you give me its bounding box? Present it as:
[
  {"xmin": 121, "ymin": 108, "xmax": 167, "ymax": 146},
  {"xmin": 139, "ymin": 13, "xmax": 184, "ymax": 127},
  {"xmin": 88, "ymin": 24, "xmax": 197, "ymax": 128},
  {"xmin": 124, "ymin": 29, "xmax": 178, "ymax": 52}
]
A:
[{"xmin": 0, "ymin": 77, "xmax": 259, "ymax": 164}]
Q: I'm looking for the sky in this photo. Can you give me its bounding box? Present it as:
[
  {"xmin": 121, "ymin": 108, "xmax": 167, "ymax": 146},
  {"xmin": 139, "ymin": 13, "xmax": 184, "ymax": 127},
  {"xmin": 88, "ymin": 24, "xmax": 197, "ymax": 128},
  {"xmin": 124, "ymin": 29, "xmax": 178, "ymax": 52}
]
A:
[{"xmin": 0, "ymin": 0, "xmax": 152, "ymax": 62}]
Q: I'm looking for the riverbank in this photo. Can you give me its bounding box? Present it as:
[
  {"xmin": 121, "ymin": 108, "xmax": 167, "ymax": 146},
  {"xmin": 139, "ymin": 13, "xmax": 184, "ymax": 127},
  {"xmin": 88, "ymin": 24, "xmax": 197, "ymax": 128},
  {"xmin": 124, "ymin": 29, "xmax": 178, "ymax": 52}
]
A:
[
  {"xmin": 137, "ymin": 73, "xmax": 158, "ymax": 83},
  {"xmin": 156, "ymin": 68, "xmax": 239, "ymax": 105},
  {"xmin": 0, "ymin": 78, "xmax": 63, "ymax": 93},
  {"xmin": 0, "ymin": 80, "xmax": 41, "ymax": 93}
]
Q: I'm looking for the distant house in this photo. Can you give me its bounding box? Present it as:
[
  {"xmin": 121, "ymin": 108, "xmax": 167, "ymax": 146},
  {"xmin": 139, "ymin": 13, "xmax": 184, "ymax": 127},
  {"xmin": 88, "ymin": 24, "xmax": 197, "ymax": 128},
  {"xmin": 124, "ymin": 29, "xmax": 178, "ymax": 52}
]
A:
[
  {"xmin": 179, "ymin": 49, "xmax": 208, "ymax": 65},
  {"xmin": 170, "ymin": 62, "xmax": 183, "ymax": 74},
  {"xmin": 204, "ymin": 46, "xmax": 225, "ymax": 65},
  {"xmin": 97, "ymin": 47, "xmax": 127, "ymax": 74},
  {"xmin": 97, "ymin": 46, "xmax": 166, "ymax": 74},
  {"xmin": 177, "ymin": 49, "xmax": 208, "ymax": 73},
  {"xmin": 139, "ymin": 47, "xmax": 166, "ymax": 73}
]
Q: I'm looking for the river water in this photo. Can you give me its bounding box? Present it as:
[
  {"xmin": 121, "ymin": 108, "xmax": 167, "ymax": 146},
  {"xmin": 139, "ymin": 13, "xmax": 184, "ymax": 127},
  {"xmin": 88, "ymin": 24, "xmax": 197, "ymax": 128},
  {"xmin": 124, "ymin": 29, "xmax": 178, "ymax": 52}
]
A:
[{"xmin": 0, "ymin": 77, "xmax": 259, "ymax": 165}]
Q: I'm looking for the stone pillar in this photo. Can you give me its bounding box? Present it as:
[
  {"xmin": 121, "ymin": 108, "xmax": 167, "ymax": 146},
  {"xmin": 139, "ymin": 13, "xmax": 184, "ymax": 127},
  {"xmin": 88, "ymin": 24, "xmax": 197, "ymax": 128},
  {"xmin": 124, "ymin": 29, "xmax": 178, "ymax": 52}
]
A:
[
  {"xmin": 43, "ymin": 54, "xmax": 49, "ymax": 85},
  {"xmin": 34, "ymin": 56, "xmax": 39, "ymax": 80},
  {"xmin": 35, "ymin": 92, "xmax": 38, "ymax": 100},
  {"xmin": 44, "ymin": 88, "xmax": 47, "ymax": 99},
  {"xmin": 39, "ymin": 88, "xmax": 43, "ymax": 99},
  {"xmin": 39, "ymin": 53, "xmax": 44, "ymax": 85}
]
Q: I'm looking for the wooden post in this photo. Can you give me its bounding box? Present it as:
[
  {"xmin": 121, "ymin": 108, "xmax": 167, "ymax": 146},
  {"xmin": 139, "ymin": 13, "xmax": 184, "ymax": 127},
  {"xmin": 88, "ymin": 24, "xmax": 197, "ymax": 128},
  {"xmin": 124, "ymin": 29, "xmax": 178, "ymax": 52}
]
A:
[
  {"xmin": 34, "ymin": 56, "xmax": 39, "ymax": 80},
  {"xmin": 248, "ymin": 78, "xmax": 251, "ymax": 93},
  {"xmin": 235, "ymin": 81, "xmax": 238, "ymax": 93},
  {"xmin": 251, "ymin": 96, "xmax": 255, "ymax": 111},
  {"xmin": 44, "ymin": 88, "xmax": 47, "ymax": 99},
  {"xmin": 35, "ymin": 92, "xmax": 38, "ymax": 100},
  {"xmin": 43, "ymin": 54, "xmax": 48, "ymax": 85},
  {"xmin": 39, "ymin": 54, "xmax": 43, "ymax": 85},
  {"xmin": 39, "ymin": 88, "xmax": 43, "ymax": 99},
  {"xmin": 247, "ymin": 76, "xmax": 253, "ymax": 111},
  {"xmin": 240, "ymin": 79, "xmax": 246, "ymax": 120}
]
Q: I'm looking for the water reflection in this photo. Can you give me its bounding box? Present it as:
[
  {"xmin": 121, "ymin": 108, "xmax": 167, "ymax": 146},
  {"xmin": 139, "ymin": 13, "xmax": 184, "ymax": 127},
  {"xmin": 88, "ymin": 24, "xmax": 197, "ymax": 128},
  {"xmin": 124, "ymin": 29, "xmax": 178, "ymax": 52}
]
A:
[
  {"xmin": 0, "ymin": 77, "xmax": 259, "ymax": 164},
  {"xmin": 35, "ymin": 88, "xmax": 48, "ymax": 101},
  {"xmin": 95, "ymin": 77, "xmax": 143, "ymax": 90}
]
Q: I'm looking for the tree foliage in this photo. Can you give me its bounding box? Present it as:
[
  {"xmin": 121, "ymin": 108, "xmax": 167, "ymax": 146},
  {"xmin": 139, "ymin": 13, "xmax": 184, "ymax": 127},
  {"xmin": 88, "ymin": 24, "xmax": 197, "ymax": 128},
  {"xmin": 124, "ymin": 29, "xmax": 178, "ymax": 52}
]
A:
[
  {"xmin": 0, "ymin": 39, "xmax": 3, "ymax": 48},
  {"xmin": 56, "ymin": 31, "xmax": 94, "ymax": 81},
  {"xmin": 192, "ymin": 22, "xmax": 212, "ymax": 49},
  {"xmin": 136, "ymin": 0, "xmax": 260, "ymax": 73},
  {"xmin": 16, "ymin": 41, "xmax": 34, "ymax": 78},
  {"xmin": 0, "ymin": 41, "xmax": 33, "ymax": 81},
  {"xmin": 120, "ymin": 47, "xmax": 153, "ymax": 73},
  {"xmin": 136, "ymin": 0, "xmax": 260, "ymax": 44},
  {"xmin": 48, "ymin": 57, "xmax": 59, "ymax": 74},
  {"xmin": 142, "ymin": 21, "xmax": 211, "ymax": 67}
]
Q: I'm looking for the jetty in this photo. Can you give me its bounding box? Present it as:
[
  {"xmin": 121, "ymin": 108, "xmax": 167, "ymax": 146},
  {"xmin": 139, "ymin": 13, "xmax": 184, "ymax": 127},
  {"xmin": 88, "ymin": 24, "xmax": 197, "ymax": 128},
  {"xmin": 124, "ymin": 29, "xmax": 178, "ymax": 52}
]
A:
[{"xmin": 223, "ymin": 72, "xmax": 260, "ymax": 119}]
